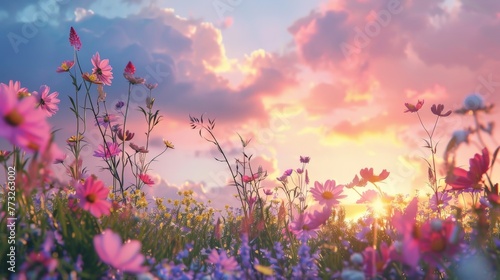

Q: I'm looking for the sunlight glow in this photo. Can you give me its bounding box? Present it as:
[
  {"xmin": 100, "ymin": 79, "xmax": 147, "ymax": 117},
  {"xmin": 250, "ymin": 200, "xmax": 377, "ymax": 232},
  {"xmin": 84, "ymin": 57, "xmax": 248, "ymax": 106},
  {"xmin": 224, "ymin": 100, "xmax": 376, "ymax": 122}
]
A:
[{"xmin": 372, "ymin": 198, "xmax": 386, "ymax": 217}]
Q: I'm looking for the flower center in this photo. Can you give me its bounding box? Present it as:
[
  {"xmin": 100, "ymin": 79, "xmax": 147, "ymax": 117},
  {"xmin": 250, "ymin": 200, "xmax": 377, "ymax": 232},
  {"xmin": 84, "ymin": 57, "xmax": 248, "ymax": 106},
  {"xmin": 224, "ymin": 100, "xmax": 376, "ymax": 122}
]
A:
[
  {"xmin": 4, "ymin": 109, "xmax": 24, "ymax": 126},
  {"xmin": 86, "ymin": 193, "xmax": 97, "ymax": 203},
  {"xmin": 322, "ymin": 191, "xmax": 334, "ymax": 200},
  {"xmin": 96, "ymin": 68, "xmax": 103, "ymax": 75},
  {"xmin": 430, "ymin": 234, "xmax": 446, "ymax": 252}
]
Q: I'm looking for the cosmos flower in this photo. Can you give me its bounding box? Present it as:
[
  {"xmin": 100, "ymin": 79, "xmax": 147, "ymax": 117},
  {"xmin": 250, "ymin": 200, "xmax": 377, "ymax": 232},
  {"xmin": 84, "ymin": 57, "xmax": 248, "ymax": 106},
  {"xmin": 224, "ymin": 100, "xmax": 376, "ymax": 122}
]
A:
[
  {"xmin": 346, "ymin": 174, "xmax": 367, "ymax": 188},
  {"xmin": 75, "ymin": 175, "xmax": 111, "ymax": 218},
  {"xmin": 356, "ymin": 189, "xmax": 379, "ymax": 204},
  {"xmin": 93, "ymin": 142, "xmax": 121, "ymax": 158},
  {"xmin": 429, "ymin": 192, "xmax": 452, "ymax": 211},
  {"xmin": 404, "ymin": 99, "xmax": 424, "ymax": 113},
  {"xmin": 117, "ymin": 129, "xmax": 134, "ymax": 141},
  {"xmin": 390, "ymin": 198, "xmax": 420, "ymax": 269},
  {"xmin": 163, "ymin": 139, "xmax": 174, "ymax": 149},
  {"xmin": 139, "ymin": 174, "xmax": 155, "ymax": 186},
  {"xmin": 242, "ymin": 174, "xmax": 259, "ymax": 183},
  {"xmin": 289, "ymin": 207, "xmax": 331, "ymax": 239},
  {"xmin": 91, "ymin": 52, "xmax": 113, "ymax": 86},
  {"xmin": 96, "ymin": 113, "xmax": 119, "ymax": 128},
  {"xmin": 82, "ymin": 72, "xmax": 103, "ymax": 84},
  {"xmin": 300, "ymin": 156, "xmax": 310, "ymax": 163},
  {"xmin": 0, "ymin": 82, "xmax": 51, "ymax": 152},
  {"xmin": 208, "ymin": 249, "xmax": 239, "ymax": 273},
  {"xmin": 359, "ymin": 168, "xmax": 390, "ymax": 183},
  {"xmin": 124, "ymin": 61, "xmax": 136, "ymax": 75},
  {"xmin": 130, "ymin": 143, "xmax": 148, "ymax": 153},
  {"xmin": 115, "ymin": 101, "xmax": 125, "ymax": 110},
  {"xmin": 310, "ymin": 180, "xmax": 346, "ymax": 207},
  {"xmin": 431, "ymin": 104, "xmax": 451, "ymax": 117},
  {"xmin": 33, "ymin": 85, "xmax": 60, "ymax": 117},
  {"xmin": 446, "ymin": 148, "xmax": 489, "ymax": 190},
  {"xmin": 69, "ymin": 27, "xmax": 81, "ymax": 51},
  {"xmin": 418, "ymin": 219, "xmax": 462, "ymax": 265},
  {"xmin": 145, "ymin": 83, "xmax": 158, "ymax": 90},
  {"xmin": 93, "ymin": 229, "xmax": 147, "ymax": 273},
  {"xmin": 56, "ymin": 60, "xmax": 75, "ymax": 73}
]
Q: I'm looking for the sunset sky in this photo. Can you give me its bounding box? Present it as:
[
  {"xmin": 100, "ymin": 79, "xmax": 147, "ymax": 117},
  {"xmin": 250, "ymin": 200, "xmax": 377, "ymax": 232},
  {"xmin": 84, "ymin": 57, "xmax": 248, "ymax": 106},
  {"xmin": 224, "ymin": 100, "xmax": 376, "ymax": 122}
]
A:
[{"xmin": 1, "ymin": 0, "xmax": 499, "ymax": 212}]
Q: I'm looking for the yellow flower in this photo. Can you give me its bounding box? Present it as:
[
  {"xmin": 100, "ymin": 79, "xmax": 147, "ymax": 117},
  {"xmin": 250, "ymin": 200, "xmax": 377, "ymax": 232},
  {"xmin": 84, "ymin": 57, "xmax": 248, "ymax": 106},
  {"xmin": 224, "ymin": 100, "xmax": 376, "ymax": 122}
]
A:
[
  {"xmin": 163, "ymin": 139, "xmax": 174, "ymax": 149},
  {"xmin": 164, "ymin": 213, "xmax": 171, "ymax": 219}
]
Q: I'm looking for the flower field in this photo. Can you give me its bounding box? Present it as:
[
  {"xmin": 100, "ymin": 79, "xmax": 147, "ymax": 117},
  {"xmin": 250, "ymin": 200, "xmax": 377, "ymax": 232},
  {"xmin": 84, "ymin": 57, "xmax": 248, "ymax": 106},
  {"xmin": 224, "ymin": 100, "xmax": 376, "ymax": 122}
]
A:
[{"xmin": 1, "ymin": 26, "xmax": 500, "ymax": 280}]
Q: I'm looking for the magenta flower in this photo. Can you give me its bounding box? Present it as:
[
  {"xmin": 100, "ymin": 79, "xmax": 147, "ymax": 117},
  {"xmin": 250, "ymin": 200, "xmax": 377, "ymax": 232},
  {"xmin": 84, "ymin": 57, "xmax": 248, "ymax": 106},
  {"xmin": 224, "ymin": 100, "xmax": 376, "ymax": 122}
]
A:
[
  {"xmin": 139, "ymin": 174, "xmax": 155, "ymax": 186},
  {"xmin": 418, "ymin": 219, "xmax": 462, "ymax": 265},
  {"xmin": 124, "ymin": 61, "xmax": 136, "ymax": 75},
  {"xmin": 310, "ymin": 180, "xmax": 346, "ymax": 207},
  {"xmin": 96, "ymin": 113, "xmax": 119, "ymax": 128},
  {"xmin": 390, "ymin": 198, "xmax": 420, "ymax": 268},
  {"xmin": 0, "ymin": 82, "xmax": 51, "ymax": 152},
  {"xmin": 360, "ymin": 168, "xmax": 390, "ymax": 183},
  {"xmin": 242, "ymin": 173, "xmax": 259, "ymax": 183},
  {"xmin": 263, "ymin": 189, "xmax": 273, "ymax": 196},
  {"xmin": 300, "ymin": 156, "xmax": 310, "ymax": 163},
  {"xmin": 431, "ymin": 104, "xmax": 451, "ymax": 117},
  {"xmin": 363, "ymin": 243, "xmax": 391, "ymax": 277},
  {"xmin": 208, "ymin": 249, "xmax": 238, "ymax": 273},
  {"xmin": 93, "ymin": 142, "xmax": 121, "ymax": 158},
  {"xmin": 117, "ymin": 129, "xmax": 135, "ymax": 141},
  {"xmin": 93, "ymin": 229, "xmax": 147, "ymax": 274},
  {"xmin": 289, "ymin": 207, "xmax": 331, "ymax": 239},
  {"xmin": 130, "ymin": 143, "xmax": 149, "ymax": 153},
  {"xmin": 429, "ymin": 192, "xmax": 452, "ymax": 211},
  {"xmin": 283, "ymin": 169, "xmax": 293, "ymax": 176},
  {"xmin": 446, "ymin": 148, "xmax": 489, "ymax": 190},
  {"xmin": 75, "ymin": 175, "xmax": 111, "ymax": 218},
  {"xmin": 69, "ymin": 27, "xmax": 81, "ymax": 51},
  {"xmin": 404, "ymin": 99, "xmax": 424, "ymax": 113},
  {"xmin": 91, "ymin": 52, "xmax": 113, "ymax": 86},
  {"xmin": 33, "ymin": 85, "xmax": 60, "ymax": 117},
  {"xmin": 56, "ymin": 60, "xmax": 75, "ymax": 73}
]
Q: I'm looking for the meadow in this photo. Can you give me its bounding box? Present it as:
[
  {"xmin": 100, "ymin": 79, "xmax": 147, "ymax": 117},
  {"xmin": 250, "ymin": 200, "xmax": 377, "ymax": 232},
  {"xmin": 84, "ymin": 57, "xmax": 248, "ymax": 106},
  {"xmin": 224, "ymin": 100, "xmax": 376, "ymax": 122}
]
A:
[{"xmin": 0, "ymin": 26, "xmax": 499, "ymax": 280}]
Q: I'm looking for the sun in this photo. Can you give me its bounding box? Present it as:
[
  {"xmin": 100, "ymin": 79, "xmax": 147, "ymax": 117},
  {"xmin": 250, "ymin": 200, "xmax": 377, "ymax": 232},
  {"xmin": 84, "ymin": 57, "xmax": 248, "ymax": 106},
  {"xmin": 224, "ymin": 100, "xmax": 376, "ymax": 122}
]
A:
[{"xmin": 372, "ymin": 198, "xmax": 386, "ymax": 217}]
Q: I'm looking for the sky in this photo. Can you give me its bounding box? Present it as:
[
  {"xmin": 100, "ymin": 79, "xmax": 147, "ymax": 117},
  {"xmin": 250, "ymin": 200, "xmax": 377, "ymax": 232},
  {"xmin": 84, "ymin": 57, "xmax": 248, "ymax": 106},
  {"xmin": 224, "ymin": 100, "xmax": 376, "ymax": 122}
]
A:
[{"xmin": 1, "ymin": 0, "xmax": 500, "ymax": 214}]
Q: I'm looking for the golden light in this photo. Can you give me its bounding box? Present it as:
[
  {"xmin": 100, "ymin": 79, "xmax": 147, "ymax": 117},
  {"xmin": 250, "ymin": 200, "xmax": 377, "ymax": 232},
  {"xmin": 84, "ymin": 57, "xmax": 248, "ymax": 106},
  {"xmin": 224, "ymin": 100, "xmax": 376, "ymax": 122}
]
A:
[{"xmin": 372, "ymin": 199, "xmax": 386, "ymax": 217}]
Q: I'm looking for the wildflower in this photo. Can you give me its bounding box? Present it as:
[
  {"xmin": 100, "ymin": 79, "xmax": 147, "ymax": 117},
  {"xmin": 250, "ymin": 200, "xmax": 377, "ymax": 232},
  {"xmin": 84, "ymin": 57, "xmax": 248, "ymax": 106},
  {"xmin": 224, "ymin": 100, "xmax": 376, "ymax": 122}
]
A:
[
  {"xmin": 0, "ymin": 150, "xmax": 11, "ymax": 162},
  {"xmin": 96, "ymin": 113, "xmax": 119, "ymax": 128},
  {"xmin": 300, "ymin": 156, "xmax": 310, "ymax": 163},
  {"xmin": 69, "ymin": 27, "xmax": 81, "ymax": 51},
  {"xmin": 124, "ymin": 74, "xmax": 145, "ymax": 85},
  {"xmin": 0, "ymin": 82, "xmax": 51, "ymax": 152},
  {"xmin": 115, "ymin": 101, "xmax": 125, "ymax": 110},
  {"xmin": 124, "ymin": 61, "xmax": 136, "ymax": 75},
  {"xmin": 418, "ymin": 219, "xmax": 462, "ymax": 265},
  {"xmin": 363, "ymin": 243, "xmax": 391, "ymax": 277},
  {"xmin": 117, "ymin": 129, "xmax": 135, "ymax": 141},
  {"xmin": 93, "ymin": 142, "xmax": 121, "ymax": 158},
  {"xmin": 163, "ymin": 139, "xmax": 174, "ymax": 149},
  {"xmin": 446, "ymin": 148, "xmax": 489, "ymax": 190},
  {"xmin": 360, "ymin": 168, "xmax": 390, "ymax": 183},
  {"xmin": 145, "ymin": 83, "xmax": 158, "ymax": 90},
  {"xmin": 93, "ymin": 229, "xmax": 147, "ymax": 273},
  {"xmin": 208, "ymin": 249, "xmax": 239, "ymax": 274},
  {"xmin": 429, "ymin": 192, "xmax": 452, "ymax": 211},
  {"xmin": 33, "ymin": 85, "xmax": 60, "ymax": 117},
  {"xmin": 6, "ymin": 80, "xmax": 29, "ymax": 97},
  {"xmin": 289, "ymin": 207, "xmax": 331, "ymax": 239},
  {"xmin": 75, "ymin": 175, "xmax": 111, "ymax": 218},
  {"xmin": 242, "ymin": 173, "xmax": 259, "ymax": 183},
  {"xmin": 463, "ymin": 93, "xmax": 485, "ymax": 111},
  {"xmin": 67, "ymin": 134, "xmax": 83, "ymax": 146},
  {"xmin": 130, "ymin": 143, "xmax": 149, "ymax": 153},
  {"xmin": 91, "ymin": 52, "xmax": 113, "ymax": 85},
  {"xmin": 263, "ymin": 189, "xmax": 273, "ymax": 196},
  {"xmin": 404, "ymin": 99, "xmax": 424, "ymax": 113},
  {"xmin": 283, "ymin": 169, "xmax": 293, "ymax": 176},
  {"xmin": 431, "ymin": 104, "xmax": 451, "ymax": 117},
  {"xmin": 56, "ymin": 60, "xmax": 75, "ymax": 73},
  {"xmin": 310, "ymin": 180, "xmax": 346, "ymax": 206},
  {"xmin": 82, "ymin": 72, "xmax": 103, "ymax": 84},
  {"xmin": 390, "ymin": 198, "xmax": 420, "ymax": 268},
  {"xmin": 356, "ymin": 189, "xmax": 379, "ymax": 204},
  {"xmin": 139, "ymin": 174, "xmax": 155, "ymax": 186},
  {"xmin": 486, "ymin": 183, "xmax": 500, "ymax": 206},
  {"xmin": 346, "ymin": 174, "xmax": 367, "ymax": 188}
]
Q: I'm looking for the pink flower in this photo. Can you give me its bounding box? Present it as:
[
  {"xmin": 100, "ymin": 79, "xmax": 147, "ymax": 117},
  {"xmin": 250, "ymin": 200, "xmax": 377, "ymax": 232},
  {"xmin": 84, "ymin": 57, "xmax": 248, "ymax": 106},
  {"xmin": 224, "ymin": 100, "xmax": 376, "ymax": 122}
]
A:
[
  {"xmin": 208, "ymin": 249, "xmax": 238, "ymax": 273},
  {"xmin": 356, "ymin": 189, "xmax": 379, "ymax": 204},
  {"xmin": 346, "ymin": 174, "xmax": 367, "ymax": 188},
  {"xmin": 242, "ymin": 173, "xmax": 259, "ymax": 183},
  {"xmin": 93, "ymin": 142, "xmax": 121, "ymax": 158},
  {"xmin": 124, "ymin": 74, "xmax": 145, "ymax": 85},
  {"xmin": 360, "ymin": 168, "xmax": 390, "ymax": 183},
  {"xmin": 93, "ymin": 229, "xmax": 147, "ymax": 274},
  {"xmin": 263, "ymin": 189, "xmax": 273, "ymax": 196},
  {"xmin": 130, "ymin": 142, "xmax": 149, "ymax": 153},
  {"xmin": 96, "ymin": 113, "xmax": 119, "ymax": 128},
  {"xmin": 431, "ymin": 104, "xmax": 451, "ymax": 117},
  {"xmin": 418, "ymin": 219, "xmax": 462, "ymax": 265},
  {"xmin": 56, "ymin": 60, "xmax": 75, "ymax": 73},
  {"xmin": 75, "ymin": 175, "xmax": 111, "ymax": 218},
  {"xmin": 145, "ymin": 83, "xmax": 158, "ymax": 90},
  {"xmin": 429, "ymin": 192, "xmax": 452, "ymax": 211},
  {"xmin": 363, "ymin": 243, "xmax": 391, "ymax": 277},
  {"xmin": 91, "ymin": 52, "xmax": 113, "ymax": 86},
  {"xmin": 0, "ymin": 82, "xmax": 51, "ymax": 152},
  {"xmin": 33, "ymin": 85, "xmax": 60, "ymax": 117},
  {"xmin": 390, "ymin": 198, "xmax": 420, "ymax": 268},
  {"xmin": 6, "ymin": 80, "xmax": 28, "ymax": 97},
  {"xmin": 446, "ymin": 148, "xmax": 489, "ymax": 190},
  {"xmin": 117, "ymin": 129, "xmax": 135, "ymax": 141},
  {"xmin": 289, "ymin": 207, "xmax": 331, "ymax": 239},
  {"xmin": 139, "ymin": 174, "xmax": 155, "ymax": 186},
  {"xmin": 124, "ymin": 61, "xmax": 136, "ymax": 75},
  {"xmin": 310, "ymin": 180, "xmax": 346, "ymax": 206},
  {"xmin": 69, "ymin": 27, "xmax": 81, "ymax": 51},
  {"xmin": 404, "ymin": 99, "xmax": 424, "ymax": 113}
]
